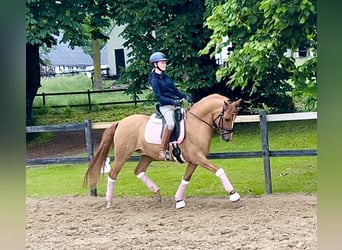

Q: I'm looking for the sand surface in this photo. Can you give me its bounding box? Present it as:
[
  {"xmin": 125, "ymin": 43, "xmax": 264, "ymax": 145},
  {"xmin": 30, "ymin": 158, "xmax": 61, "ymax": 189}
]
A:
[{"xmin": 26, "ymin": 193, "xmax": 316, "ymax": 249}]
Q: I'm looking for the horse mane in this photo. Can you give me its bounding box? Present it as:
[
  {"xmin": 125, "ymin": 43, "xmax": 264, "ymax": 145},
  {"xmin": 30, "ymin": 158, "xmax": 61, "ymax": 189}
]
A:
[
  {"xmin": 190, "ymin": 94, "xmax": 228, "ymax": 111},
  {"xmin": 197, "ymin": 94, "xmax": 228, "ymax": 103}
]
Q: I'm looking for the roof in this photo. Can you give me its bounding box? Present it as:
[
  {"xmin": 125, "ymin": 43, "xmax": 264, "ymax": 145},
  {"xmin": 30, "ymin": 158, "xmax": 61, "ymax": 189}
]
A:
[
  {"xmin": 42, "ymin": 44, "xmax": 93, "ymax": 66},
  {"xmin": 41, "ymin": 34, "xmax": 93, "ymax": 66}
]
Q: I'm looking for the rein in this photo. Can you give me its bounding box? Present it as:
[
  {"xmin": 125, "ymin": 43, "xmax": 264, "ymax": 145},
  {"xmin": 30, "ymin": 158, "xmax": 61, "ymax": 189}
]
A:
[
  {"xmin": 188, "ymin": 110, "xmax": 216, "ymax": 129},
  {"xmin": 187, "ymin": 106, "xmax": 234, "ymax": 134}
]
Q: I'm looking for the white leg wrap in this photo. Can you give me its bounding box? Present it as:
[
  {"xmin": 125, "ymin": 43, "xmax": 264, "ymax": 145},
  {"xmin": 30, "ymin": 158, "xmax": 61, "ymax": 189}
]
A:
[
  {"xmin": 215, "ymin": 168, "xmax": 234, "ymax": 193},
  {"xmin": 136, "ymin": 172, "xmax": 145, "ymax": 179},
  {"xmin": 215, "ymin": 168, "xmax": 225, "ymax": 177},
  {"xmin": 175, "ymin": 177, "xmax": 189, "ymax": 205},
  {"xmin": 106, "ymin": 176, "xmax": 115, "ymax": 205},
  {"xmin": 136, "ymin": 172, "xmax": 160, "ymax": 193}
]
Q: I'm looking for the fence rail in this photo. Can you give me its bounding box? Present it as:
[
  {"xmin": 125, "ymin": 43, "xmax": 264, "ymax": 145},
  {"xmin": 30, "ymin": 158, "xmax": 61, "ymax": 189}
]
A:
[
  {"xmin": 34, "ymin": 88, "xmax": 147, "ymax": 111},
  {"xmin": 26, "ymin": 111, "xmax": 317, "ymax": 194}
]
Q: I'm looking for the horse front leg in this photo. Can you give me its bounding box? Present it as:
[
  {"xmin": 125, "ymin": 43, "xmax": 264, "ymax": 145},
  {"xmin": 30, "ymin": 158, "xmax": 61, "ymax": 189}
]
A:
[
  {"xmin": 175, "ymin": 163, "xmax": 198, "ymax": 209},
  {"xmin": 215, "ymin": 168, "xmax": 241, "ymax": 202},
  {"xmin": 134, "ymin": 156, "xmax": 162, "ymax": 202},
  {"xmin": 198, "ymin": 157, "xmax": 241, "ymax": 203}
]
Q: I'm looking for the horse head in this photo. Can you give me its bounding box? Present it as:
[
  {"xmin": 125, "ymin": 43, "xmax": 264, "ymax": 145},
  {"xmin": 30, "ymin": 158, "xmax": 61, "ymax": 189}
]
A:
[{"xmin": 214, "ymin": 98, "xmax": 242, "ymax": 142}]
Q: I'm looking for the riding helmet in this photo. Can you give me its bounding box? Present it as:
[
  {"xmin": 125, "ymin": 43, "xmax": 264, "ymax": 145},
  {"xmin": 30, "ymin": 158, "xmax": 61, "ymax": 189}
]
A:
[{"xmin": 149, "ymin": 52, "xmax": 168, "ymax": 64}]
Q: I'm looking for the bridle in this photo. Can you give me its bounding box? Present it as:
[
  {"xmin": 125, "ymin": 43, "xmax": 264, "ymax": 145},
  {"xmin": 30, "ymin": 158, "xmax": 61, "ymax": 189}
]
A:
[{"xmin": 187, "ymin": 102, "xmax": 235, "ymax": 136}]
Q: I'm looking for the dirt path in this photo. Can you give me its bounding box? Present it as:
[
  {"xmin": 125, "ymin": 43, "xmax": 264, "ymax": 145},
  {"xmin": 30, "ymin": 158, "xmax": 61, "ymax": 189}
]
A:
[{"xmin": 26, "ymin": 193, "xmax": 317, "ymax": 249}]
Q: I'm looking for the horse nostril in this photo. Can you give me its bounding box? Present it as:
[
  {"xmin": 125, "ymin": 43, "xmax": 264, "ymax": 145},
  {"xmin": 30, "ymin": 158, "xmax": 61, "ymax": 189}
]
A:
[{"xmin": 221, "ymin": 135, "xmax": 230, "ymax": 142}]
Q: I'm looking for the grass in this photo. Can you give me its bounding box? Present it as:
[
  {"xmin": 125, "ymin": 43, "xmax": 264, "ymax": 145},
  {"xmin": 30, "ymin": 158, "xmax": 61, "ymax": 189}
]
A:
[
  {"xmin": 26, "ymin": 120, "xmax": 317, "ymax": 198},
  {"xmin": 27, "ymin": 75, "xmax": 317, "ymax": 199},
  {"xmin": 26, "ymin": 157, "xmax": 317, "ymax": 198},
  {"xmin": 34, "ymin": 74, "xmax": 150, "ymax": 108}
]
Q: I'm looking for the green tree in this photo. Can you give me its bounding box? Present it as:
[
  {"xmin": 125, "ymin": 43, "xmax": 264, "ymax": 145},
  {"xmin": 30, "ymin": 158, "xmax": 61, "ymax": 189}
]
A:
[
  {"xmin": 110, "ymin": 0, "xmax": 218, "ymax": 102},
  {"xmin": 202, "ymin": 0, "xmax": 317, "ymax": 112},
  {"xmin": 26, "ymin": 0, "xmax": 112, "ymax": 125}
]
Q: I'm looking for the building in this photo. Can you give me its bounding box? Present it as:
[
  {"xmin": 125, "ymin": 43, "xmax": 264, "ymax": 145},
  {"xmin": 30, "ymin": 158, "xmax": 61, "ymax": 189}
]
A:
[
  {"xmin": 101, "ymin": 24, "xmax": 131, "ymax": 78},
  {"xmin": 40, "ymin": 34, "xmax": 94, "ymax": 77}
]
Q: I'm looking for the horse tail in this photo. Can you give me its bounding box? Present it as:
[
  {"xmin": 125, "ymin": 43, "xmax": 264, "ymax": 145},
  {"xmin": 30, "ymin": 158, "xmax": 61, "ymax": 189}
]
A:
[{"xmin": 83, "ymin": 122, "xmax": 119, "ymax": 188}]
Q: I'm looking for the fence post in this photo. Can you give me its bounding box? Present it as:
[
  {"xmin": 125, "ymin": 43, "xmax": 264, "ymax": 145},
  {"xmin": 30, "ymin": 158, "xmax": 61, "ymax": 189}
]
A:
[
  {"xmin": 84, "ymin": 119, "xmax": 97, "ymax": 196},
  {"xmin": 133, "ymin": 88, "xmax": 137, "ymax": 106},
  {"xmin": 259, "ymin": 110, "xmax": 272, "ymax": 194},
  {"xmin": 87, "ymin": 89, "xmax": 92, "ymax": 111},
  {"xmin": 42, "ymin": 92, "xmax": 46, "ymax": 112},
  {"xmin": 84, "ymin": 119, "xmax": 94, "ymax": 160}
]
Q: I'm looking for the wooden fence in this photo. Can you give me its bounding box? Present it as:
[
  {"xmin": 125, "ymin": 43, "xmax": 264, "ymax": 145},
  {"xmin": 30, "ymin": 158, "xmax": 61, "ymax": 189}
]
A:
[
  {"xmin": 26, "ymin": 111, "xmax": 317, "ymax": 194},
  {"xmin": 34, "ymin": 88, "xmax": 147, "ymax": 111}
]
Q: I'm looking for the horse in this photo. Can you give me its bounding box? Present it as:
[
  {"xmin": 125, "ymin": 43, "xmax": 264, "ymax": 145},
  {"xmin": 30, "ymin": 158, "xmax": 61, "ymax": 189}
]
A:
[{"xmin": 84, "ymin": 94, "xmax": 242, "ymax": 209}]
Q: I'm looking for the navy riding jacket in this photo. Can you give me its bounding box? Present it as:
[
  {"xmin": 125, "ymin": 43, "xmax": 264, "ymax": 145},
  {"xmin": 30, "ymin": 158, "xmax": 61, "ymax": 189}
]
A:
[{"xmin": 149, "ymin": 71, "xmax": 186, "ymax": 106}]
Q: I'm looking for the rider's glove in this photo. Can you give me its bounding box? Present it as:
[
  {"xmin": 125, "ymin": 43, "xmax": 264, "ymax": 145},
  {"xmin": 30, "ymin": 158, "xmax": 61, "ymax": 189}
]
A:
[
  {"xmin": 173, "ymin": 99, "xmax": 182, "ymax": 106},
  {"xmin": 185, "ymin": 94, "xmax": 193, "ymax": 104}
]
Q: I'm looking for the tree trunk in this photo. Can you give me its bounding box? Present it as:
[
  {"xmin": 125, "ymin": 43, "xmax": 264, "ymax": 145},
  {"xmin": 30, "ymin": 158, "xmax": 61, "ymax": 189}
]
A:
[
  {"xmin": 26, "ymin": 44, "xmax": 41, "ymax": 125},
  {"xmin": 92, "ymin": 39, "xmax": 103, "ymax": 90}
]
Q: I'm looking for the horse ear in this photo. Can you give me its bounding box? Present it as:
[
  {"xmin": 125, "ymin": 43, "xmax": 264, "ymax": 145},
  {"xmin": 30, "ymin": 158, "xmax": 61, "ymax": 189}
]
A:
[
  {"xmin": 225, "ymin": 99, "xmax": 242, "ymax": 106},
  {"xmin": 234, "ymin": 99, "xmax": 242, "ymax": 106},
  {"xmin": 225, "ymin": 99, "xmax": 233, "ymax": 105}
]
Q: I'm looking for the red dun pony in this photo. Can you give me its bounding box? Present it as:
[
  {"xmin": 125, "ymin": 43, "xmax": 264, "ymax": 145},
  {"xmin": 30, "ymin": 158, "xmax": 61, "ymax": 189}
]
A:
[{"xmin": 84, "ymin": 94, "xmax": 242, "ymax": 208}]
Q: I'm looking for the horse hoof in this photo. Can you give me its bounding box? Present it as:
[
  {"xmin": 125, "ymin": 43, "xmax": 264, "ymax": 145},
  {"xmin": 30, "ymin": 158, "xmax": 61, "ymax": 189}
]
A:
[
  {"xmin": 175, "ymin": 200, "xmax": 185, "ymax": 209},
  {"xmin": 106, "ymin": 202, "xmax": 112, "ymax": 208},
  {"xmin": 154, "ymin": 196, "xmax": 162, "ymax": 202},
  {"xmin": 229, "ymin": 192, "xmax": 241, "ymax": 202}
]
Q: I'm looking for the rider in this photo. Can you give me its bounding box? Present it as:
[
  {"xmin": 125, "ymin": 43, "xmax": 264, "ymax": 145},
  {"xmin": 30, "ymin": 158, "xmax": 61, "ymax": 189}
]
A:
[{"xmin": 149, "ymin": 51, "xmax": 192, "ymax": 160}]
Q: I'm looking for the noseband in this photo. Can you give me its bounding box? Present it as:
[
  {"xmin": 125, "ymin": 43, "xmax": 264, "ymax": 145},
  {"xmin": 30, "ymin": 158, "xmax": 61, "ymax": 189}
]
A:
[{"xmin": 188, "ymin": 103, "xmax": 234, "ymax": 136}]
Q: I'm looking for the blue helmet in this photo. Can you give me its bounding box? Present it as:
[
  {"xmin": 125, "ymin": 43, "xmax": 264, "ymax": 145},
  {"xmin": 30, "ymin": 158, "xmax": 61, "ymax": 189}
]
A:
[{"xmin": 149, "ymin": 52, "xmax": 168, "ymax": 64}]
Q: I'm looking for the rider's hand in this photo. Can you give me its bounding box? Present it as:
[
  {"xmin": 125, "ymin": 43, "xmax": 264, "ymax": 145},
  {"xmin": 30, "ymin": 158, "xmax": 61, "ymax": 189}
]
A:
[
  {"xmin": 185, "ymin": 95, "xmax": 193, "ymax": 104},
  {"xmin": 173, "ymin": 99, "xmax": 182, "ymax": 106}
]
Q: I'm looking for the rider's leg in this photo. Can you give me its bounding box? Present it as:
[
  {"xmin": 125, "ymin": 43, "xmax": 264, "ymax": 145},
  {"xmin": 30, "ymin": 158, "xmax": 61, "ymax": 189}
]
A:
[
  {"xmin": 159, "ymin": 105, "xmax": 175, "ymax": 160},
  {"xmin": 159, "ymin": 127, "xmax": 173, "ymax": 160}
]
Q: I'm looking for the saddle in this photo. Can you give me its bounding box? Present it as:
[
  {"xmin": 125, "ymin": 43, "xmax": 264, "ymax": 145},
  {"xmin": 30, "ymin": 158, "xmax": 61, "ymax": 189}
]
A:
[{"xmin": 144, "ymin": 104, "xmax": 186, "ymax": 163}]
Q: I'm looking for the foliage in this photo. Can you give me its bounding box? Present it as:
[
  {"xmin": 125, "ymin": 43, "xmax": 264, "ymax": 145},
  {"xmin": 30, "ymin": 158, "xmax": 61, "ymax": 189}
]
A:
[
  {"xmin": 26, "ymin": 0, "xmax": 89, "ymax": 47},
  {"xmin": 26, "ymin": 0, "xmax": 113, "ymax": 48},
  {"xmin": 110, "ymin": 0, "xmax": 218, "ymax": 100},
  {"xmin": 202, "ymin": 0, "xmax": 317, "ymax": 112},
  {"xmin": 26, "ymin": 0, "xmax": 114, "ymax": 125}
]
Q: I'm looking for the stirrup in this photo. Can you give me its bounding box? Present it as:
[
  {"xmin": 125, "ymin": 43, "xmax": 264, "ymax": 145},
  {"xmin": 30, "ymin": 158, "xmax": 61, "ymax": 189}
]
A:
[{"xmin": 159, "ymin": 150, "xmax": 170, "ymax": 161}]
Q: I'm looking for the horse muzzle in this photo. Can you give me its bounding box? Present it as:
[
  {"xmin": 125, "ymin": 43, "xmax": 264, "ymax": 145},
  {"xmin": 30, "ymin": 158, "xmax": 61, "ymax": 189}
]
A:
[
  {"xmin": 219, "ymin": 128, "xmax": 234, "ymax": 142},
  {"xmin": 220, "ymin": 132, "xmax": 233, "ymax": 142}
]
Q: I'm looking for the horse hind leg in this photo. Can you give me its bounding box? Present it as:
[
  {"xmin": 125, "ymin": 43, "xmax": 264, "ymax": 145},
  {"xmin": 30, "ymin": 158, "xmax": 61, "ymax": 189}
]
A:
[
  {"xmin": 105, "ymin": 151, "xmax": 133, "ymax": 208},
  {"xmin": 175, "ymin": 163, "xmax": 198, "ymax": 209},
  {"xmin": 134, "ymin": 156, "xmax": 162, "ymax": 202}
]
